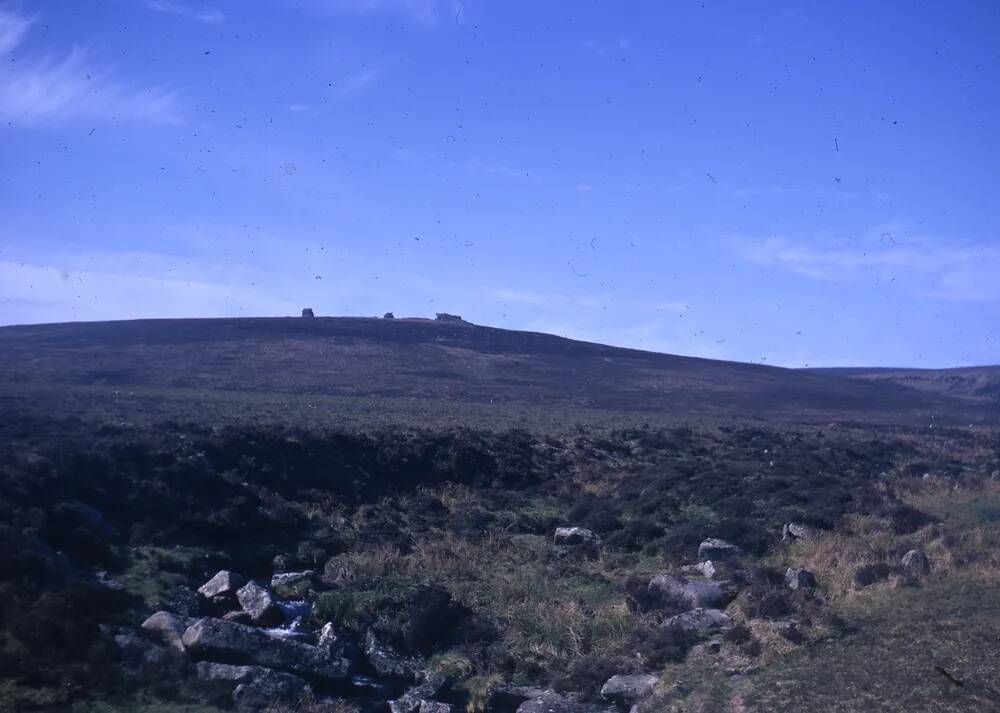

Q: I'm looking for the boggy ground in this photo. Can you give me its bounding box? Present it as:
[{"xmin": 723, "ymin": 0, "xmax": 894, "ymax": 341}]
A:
[{"xmin": 1, "ymin": 413, "xmax": 998, "ymax": 712}]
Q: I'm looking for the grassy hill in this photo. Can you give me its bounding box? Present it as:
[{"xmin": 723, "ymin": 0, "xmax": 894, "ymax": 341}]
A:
[
  {"xmin": 808, "ymin": 365, "xmax": 1000, "ymax": 404},
  {"xmin": 0, "ymin": 317, "xmax": 993, "ymax": 431},
  {"xmin": 1, "ymin": 317, "xmax": 999, "ymax": 713}
]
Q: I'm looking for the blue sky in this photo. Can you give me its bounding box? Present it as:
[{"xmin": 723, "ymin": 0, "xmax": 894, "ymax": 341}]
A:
[{"xmin": 1, "ymin": 0, "xmax": 998, "ymax": 367}]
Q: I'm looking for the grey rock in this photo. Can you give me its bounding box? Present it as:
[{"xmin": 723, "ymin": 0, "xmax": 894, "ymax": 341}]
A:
[
  {"xmin": 270, "ymin": 570, "xmax": 315, "ymax": 599},
  {"xmin": 390, "ymin": 677, "xmax": 450, "ymax": 713},
  {"xmin": 195, "ymin": 662, "xmax": 312, "ymax": 711},
  {"xmin": 115, "ymin": 631, "xmax": 173, "ymax": 675},
  {"xmin": 389, "ymin": 697, "xmax": 421, "ymax": 713},
  {"xmin": 316, "ymin": 621, "xmax": 348, "ymax": 659},
  {"xmin": 223, "ymin": 610, "xmax": 253, "ymax": 625},
  {"xmin": 485, "ymin": 685, "xmax": 548, "ymax": 713},
  {"xmin": 697, "ymin": 538, "xmax": 743, "ymax": 561},
  {"xmin": 363, "ymin": 629, "xmax": 424, "ymax": 681},
  {"xmin": 784, "ymin": 568, "xmax": 817, "ymax": 590},
  {"xmin": 233, "ymin": 671, "xmax": 311, "ymax": 711},
  {"xmin": 901, "ymin": 549, "xmax": 930, "ymax": 576},
  {"xmin": 782, "ymin": 523, "xmax": 815, "ymax": 542},
  {"xmin": 389, "ymin": 691, "xmax": 451, "ymax": 713},
  {"xmin": 600, "ymin": 673, "xmax": 658, "ymax": 705},
  {"xmin": 553, "ymin": 527, "xmax": 600, "ymax": 549},
  {"xmin": 198, "ymin": 571, "xmax": 245, "ymax": 601},
  {"xmin": 237, "ymin": 581, "xmax": 282, "ymax": 625},
  {"xmin": 663, "ymin": 608, "xmax": 730, "ymax": 634},
  {"xmin": 301, "ymin": 308, "xmax": 315, "ymax": 318},
  {"xmin": 196, "ymin": 662, "xmax": 261, "ymax": 683},
  {"xmin": 648, "ymin": 573, "xmax": 732, "ymax": 610},
  {"xmin": 141, "ymin": 611, "xmax": 194, "ymax": 652},
  {"xmin": 317, "ymin": 622, "xmax": 340, "ymax": 649},
  {"xmin": 420, "ymin": 703, "xmax": 452, "ymax": 713},
  {"xmin": 517, "ymin": 693, "xmax": 616, "ymax": 713},
  {"xmin": 182, "ymin": 617, "xmax": 349, "ymax": 683},
  {"xmin": 95, "ymin": 570, "xmax": 125, "ymax": 591},
  {"xmin": 680, "ymin": 561, "xmax": 717, "ymax": 579}
]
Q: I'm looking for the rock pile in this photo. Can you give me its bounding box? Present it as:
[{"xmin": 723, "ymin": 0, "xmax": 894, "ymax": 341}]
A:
[{"xmin": 128, "ymin": 569, "xmax": 457, "ymax": 711}]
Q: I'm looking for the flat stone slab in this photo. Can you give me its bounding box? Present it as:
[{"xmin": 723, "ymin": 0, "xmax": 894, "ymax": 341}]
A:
[{"xmin": 182, "ymin": 617, "xmax": 348, "ymax": 683}]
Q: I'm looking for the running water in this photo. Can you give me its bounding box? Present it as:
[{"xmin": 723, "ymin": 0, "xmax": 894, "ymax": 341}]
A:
[{"xmin": 263, "ymin": 599, "xmax": 312, "ymax": 641}]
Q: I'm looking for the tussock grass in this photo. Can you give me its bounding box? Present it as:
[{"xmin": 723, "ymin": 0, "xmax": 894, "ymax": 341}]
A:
[
  {"xmin": 324, "ymin": 529, "xmax": 638, "ymax": 666},
  {"xmin": 783, "ymin": 478, "xmax": 1000, "ymax": 600}
]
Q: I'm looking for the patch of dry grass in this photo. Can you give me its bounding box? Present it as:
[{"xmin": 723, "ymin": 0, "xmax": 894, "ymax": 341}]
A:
[
  {"xmin": 777, "ymin": 478, "xmax": 1000, "ymax": 601},
  {"xmin": 323, "ymin": 528, "xmax": 637, "ymax": 667}
]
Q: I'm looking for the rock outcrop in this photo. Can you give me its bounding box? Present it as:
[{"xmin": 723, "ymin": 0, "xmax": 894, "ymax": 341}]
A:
[
  {"xmin": 141, "ymin": 611, "xmax": 194, "ymax": 653},
  {"xmin": 697, "ymin": 538, "xmax": 743, "ymax": 561},
  {"xmin": 198, "ymin": 571, "xmax": 245, "ymax": 603},
  {"xmin": 680, "ymin": 561, "xmax": 717, "ymax": 579},
  {"xmin": 600, "ymin": 673, "xmax": 658, "ymax": 705},
  {"xmin": 784, "ymin": 567, "xmax": 817, "ymax": 590},
  {"xmin": 648, "ymin": 573, "xmax": 732, "ymax": 610},
  {"xmin": 388, "ymin": 678, "xmax": 452, "ymax": 713},
  {"xmin": 782, "ymin": 523, "xmax": 815, "ymax": 542},
  {"xmin": 181, "ymin": 617, "xmax": 349, "ymax": 683},
  {"xmin": 271, "ymin": 570, "xmax": 315, "ymax": 599},
  {"xmin": 237, "ymin": 581, "xmax": 282, "ymax": 625},
  {"xmin": 364, "ymin": 629, "xmax": 424, "ymax": 680},
  {"xmin": 553, "ymin": 527, "xmax": 600, "ymax": 557},
  {"xmin": 195, "ymin": 662, "xmax": 312, "ymax": 711},
  {"xmin": 901, "ymin": 548, "xmax": 930, "ymax": 577},
  {"xmin": 662, "ymin": 607, "xmax": 731, "ymax": 634}
]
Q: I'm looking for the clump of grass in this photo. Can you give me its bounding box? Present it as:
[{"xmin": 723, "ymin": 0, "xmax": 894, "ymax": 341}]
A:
[
  {"xmin": 782, "ymin": 477, "xmax": 1000, "ymax": 601},
  {"xmin": 320, "ymin": 527, "xmax": 638, "ymax": 675}
]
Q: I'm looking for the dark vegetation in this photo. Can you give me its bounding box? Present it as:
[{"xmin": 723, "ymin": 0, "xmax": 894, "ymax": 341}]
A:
[
  {"xmin": 1, "ymin": 317, "xmax": 995, "ymax": 429},
  {"xmin": 1, "ymin": 318, "xmax": 998, "ymax": 711},
  {"xmin": 2, "ymin": 407, "xmax": 997, "ymax": 710}
]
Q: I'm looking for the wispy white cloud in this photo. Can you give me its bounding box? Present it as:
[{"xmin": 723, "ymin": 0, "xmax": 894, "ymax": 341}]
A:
[
  {"xmin": 298, "ymin": 0, "xmax": 463, "ymax": 26},
  {"xmin": 492, "ymin": 289, "xmax": 548, "ymax": 305},
  {"xmin": 0, "ymin": 232, "xmax": 424, "ymax": 326},
  {"xmin": 480, "ymin": 163, "xmax": 531, "ymax": 180},
  {"xmin": 0, "ymin": 256, "xmax": 298, "ymax": 325},
  {"xmin": 739, "ymin": 233, "xmax": 1000, "ymax": 301},
  {"xmin": 0, "ymin": 6, "xmax": 180, "ymax": 125},
  {"xmin": 340, "ymin": 67, "xmax": 381, "ymax": 94},
  {"xmin": 145, "ymin": 0, "xmax": 225, "ymax": 23},
  {"xmin": 0, "ymin": 4, "xmax": 30, "ymax": 56},
  {"xmin": 491, "ymin": 289, "xmax": 690, "ymax": 315},
  {"xmin": 465, "ymin": 157, "xmax": 536, "ymax": 181}
]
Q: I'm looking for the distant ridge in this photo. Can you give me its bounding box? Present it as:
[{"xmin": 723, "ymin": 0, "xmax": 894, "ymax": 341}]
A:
[{"xmin": 0, "ymin": 317, "xmax": 996, "ymax": 428}]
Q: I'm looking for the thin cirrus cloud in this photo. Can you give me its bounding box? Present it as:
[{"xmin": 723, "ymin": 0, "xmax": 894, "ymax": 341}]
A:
[
  {"xmin": 298, "ymin": 0, "xmax": 463, "ymax": 26},
  {"xmin": 340, "ymin": 67, "xmax": 381, "ymax": 94},
  {"xmin": 740, "ymin": 235, "xmax": 1000, "ymax": 301},
  {"xmin": 0, "ymin": 258, "xmax": 290, "ymax": 326},
  {"xmin": 145, "ymin": 0, "xmax": 226, "ymax": 24},
  {"xmin": 0, "ymin": 6, "xmax": 179, "ymax": 125}
]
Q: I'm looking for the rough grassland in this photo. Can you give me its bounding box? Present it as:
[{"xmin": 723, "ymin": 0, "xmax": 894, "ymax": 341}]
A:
[{"xmin": 644, "ymin": 484, "xmax": 1000, "ymax": 713}]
